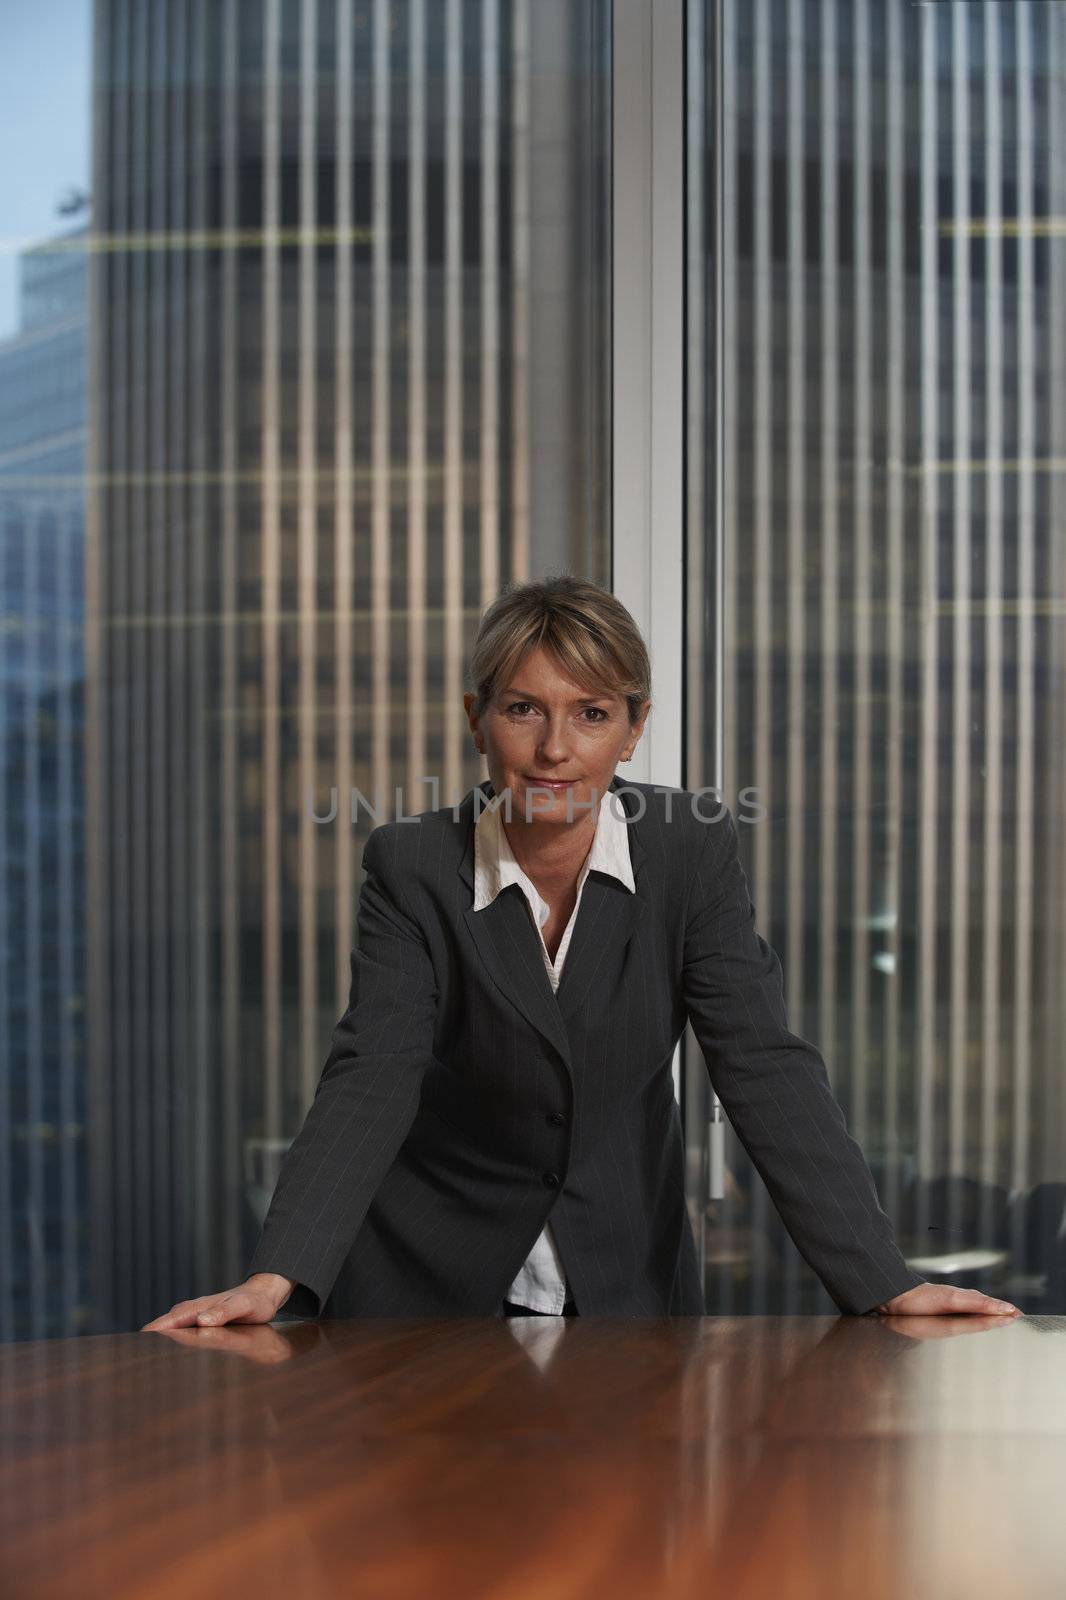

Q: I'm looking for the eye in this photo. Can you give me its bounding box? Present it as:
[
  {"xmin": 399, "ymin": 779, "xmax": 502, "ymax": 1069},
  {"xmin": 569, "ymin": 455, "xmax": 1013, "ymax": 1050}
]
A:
[{"xmin": 504, "ymin": 701, "xmax": 608, "ymax": 723}]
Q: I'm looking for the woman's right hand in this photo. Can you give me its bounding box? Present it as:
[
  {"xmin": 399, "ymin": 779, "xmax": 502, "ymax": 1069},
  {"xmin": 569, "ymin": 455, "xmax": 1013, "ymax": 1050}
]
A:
[{"xmin": 140, "ymin": 1272, "xmax": 296, "ymax": 1331}]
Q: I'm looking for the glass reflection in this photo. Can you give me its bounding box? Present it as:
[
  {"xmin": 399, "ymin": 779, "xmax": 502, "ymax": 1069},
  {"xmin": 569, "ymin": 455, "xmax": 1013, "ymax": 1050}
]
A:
[
  {"xmin": 686, "ymin": 0, "xmax": 1066, "ymax": 1315},
  {"xmin": 0, "ymin": 0, "xmax": 609, "ymax": 1340}
]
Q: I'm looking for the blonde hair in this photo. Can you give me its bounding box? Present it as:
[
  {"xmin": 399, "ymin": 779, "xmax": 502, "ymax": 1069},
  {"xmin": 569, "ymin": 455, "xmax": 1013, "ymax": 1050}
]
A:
[{"xmin": 467, "ymin": 574, "xmax": 652, "ymax": 727}]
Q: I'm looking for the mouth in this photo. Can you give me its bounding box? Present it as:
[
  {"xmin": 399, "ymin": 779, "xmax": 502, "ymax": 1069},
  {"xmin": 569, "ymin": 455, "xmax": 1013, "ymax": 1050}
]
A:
[{"xmin": 524, "ymin": 775, "xmax": 579, "ymax": 789}]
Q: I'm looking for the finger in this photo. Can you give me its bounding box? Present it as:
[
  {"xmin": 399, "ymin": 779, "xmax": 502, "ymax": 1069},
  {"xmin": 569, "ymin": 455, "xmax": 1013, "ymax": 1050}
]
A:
[
  {"xmin": 141, "ymin": 1302, "xmax": 209, "ymax": 1331},
  {"xmin": 955, "ymin": 1288, "xmax": 1018, "ymax": 1315},
  {"xmin": 196, "ymin": 1295, "xmax": 259, "ymax": 1325},
  {"xmin": 195, "ymin": 1298, "xmax": 233, "ymax": 1325},
  {"xmin": 148, "ymin": 1295, "xmax": 241, "ymax": 1331}
]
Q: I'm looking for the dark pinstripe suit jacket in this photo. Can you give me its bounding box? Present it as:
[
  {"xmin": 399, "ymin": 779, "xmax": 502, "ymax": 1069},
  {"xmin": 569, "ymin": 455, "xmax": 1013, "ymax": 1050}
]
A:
[{"xmin": 247, "ymin": 775, "xmax": 925, "ymax": 1318}]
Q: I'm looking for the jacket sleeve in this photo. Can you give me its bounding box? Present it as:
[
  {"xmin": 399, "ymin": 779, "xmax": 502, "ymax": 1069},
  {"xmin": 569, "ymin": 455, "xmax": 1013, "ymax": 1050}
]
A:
[
  {"xmin": 681, "ymin": 805, "xmax": 925, "ymax": 1315},
  {"xmin": 245, "ymin": 825, "xmax": 440, "ymax": 1317}
]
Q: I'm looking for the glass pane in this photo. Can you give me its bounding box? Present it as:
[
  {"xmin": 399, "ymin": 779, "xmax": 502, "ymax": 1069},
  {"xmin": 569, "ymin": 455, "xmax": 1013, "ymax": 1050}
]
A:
[
  {"xmin": 687, "ymin": 0, "xmax": 1066, "ymax": 1313},
  {"xmin": 0, "ymin": 0, "xmax": 610, "ymax": 1341}
]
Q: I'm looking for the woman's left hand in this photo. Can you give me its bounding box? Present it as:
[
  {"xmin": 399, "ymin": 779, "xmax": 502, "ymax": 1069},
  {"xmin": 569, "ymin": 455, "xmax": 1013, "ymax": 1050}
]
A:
[{"xmin": 875, "ymin": 1282, "xmax": 1021, "ymax": 1316}]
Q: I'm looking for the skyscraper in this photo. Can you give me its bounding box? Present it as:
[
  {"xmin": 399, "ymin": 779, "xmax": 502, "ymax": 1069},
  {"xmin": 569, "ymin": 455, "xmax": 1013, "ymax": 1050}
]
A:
[
  {"xmin": 0, "ymin": 223, "xmax": 88, "ymax": 1341},
  {"xmin": 86, "ymin": 0, "xmax": 610, "ymax": 1333}
]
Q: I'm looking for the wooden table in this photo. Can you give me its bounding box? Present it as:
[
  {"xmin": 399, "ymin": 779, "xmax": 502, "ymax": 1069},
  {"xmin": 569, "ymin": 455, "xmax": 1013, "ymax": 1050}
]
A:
[{"xmin": 2, "ymin": 1313, "xmax": 1064, "ymax": 1599}]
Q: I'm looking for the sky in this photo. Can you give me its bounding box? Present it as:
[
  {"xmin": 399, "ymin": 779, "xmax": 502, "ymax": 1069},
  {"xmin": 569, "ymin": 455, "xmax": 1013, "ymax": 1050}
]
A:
[{"xmin": 0, "ymin": 0, "xmax": 91, "ymax": 341}]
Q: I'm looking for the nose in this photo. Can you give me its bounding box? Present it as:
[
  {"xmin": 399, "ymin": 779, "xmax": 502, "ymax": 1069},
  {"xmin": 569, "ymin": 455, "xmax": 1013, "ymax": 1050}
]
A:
[{"xmin": 535, "ymin": 718, "xmax": 574, "ymax": 761}]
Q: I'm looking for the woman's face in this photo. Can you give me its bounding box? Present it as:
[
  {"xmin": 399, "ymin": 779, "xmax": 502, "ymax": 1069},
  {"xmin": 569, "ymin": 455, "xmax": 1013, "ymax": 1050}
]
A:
[{"xmin": 464, "ymin": 644, "xmax": 650, "ymax": 827}]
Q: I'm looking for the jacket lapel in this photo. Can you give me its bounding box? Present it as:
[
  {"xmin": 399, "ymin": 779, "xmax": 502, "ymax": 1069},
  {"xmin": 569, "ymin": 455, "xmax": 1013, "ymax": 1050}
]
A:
[{"xmin": 458, "ymin": 775, "xmax": 649, "ymax": 1078}]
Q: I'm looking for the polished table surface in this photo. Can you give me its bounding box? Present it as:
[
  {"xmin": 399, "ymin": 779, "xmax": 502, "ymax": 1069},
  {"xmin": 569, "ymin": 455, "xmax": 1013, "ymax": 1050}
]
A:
[{"xmin": 2, "ymin": 1313, "xmax": 1065, "ymax": 1599}]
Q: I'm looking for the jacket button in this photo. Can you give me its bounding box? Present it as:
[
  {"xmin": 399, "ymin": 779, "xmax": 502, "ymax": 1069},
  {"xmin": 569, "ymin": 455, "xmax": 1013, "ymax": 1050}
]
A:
[
  {"xmin": 546, "ymin": 1111, "xmax": 566, "ymax": 1126},
  {"xmin": 542, "ymin": 1171, "xmax": 560, "ymax": 1188}
]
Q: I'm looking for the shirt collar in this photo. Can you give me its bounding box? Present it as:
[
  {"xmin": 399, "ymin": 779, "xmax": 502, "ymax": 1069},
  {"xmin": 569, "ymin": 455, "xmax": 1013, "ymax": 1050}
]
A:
[{"xmin": 473, "ymin": 785, "xmax": 636, "ymax": 923}]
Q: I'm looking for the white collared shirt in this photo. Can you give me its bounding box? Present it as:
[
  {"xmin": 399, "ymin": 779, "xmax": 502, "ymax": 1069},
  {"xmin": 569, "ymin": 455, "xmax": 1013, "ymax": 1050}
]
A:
[{"xmin": 472, "ymin": 784, "xmax": 636, "ymax": 1313}]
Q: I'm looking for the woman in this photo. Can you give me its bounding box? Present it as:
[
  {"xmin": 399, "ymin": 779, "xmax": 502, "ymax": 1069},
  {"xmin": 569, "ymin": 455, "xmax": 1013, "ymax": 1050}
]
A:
[{"xmin": 143, "ymin": 576, "xmax": 1020, "ymax": 1330}]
